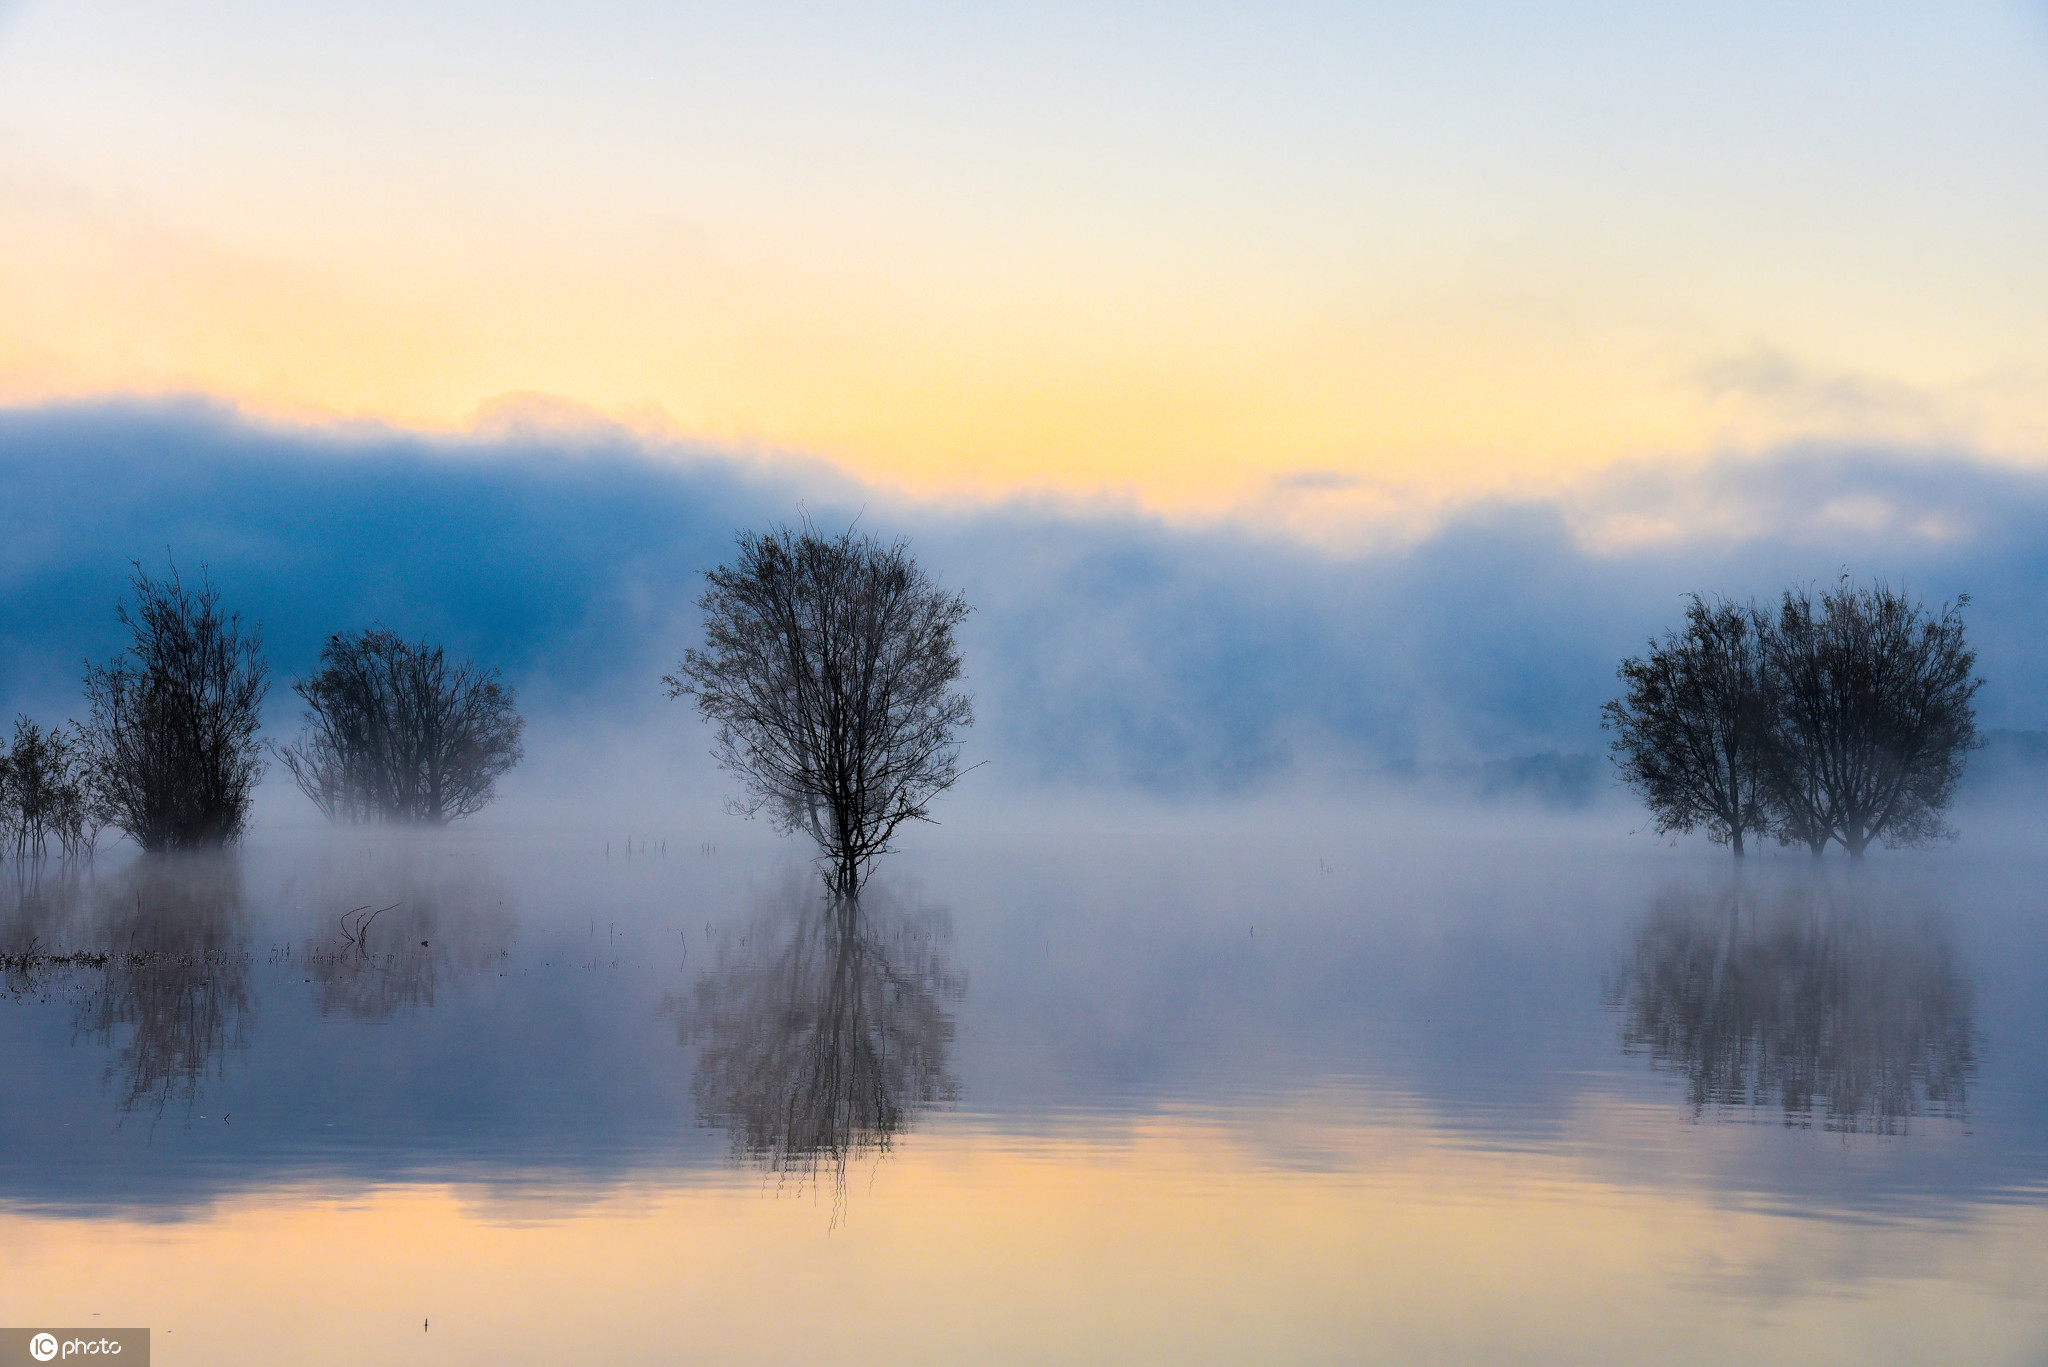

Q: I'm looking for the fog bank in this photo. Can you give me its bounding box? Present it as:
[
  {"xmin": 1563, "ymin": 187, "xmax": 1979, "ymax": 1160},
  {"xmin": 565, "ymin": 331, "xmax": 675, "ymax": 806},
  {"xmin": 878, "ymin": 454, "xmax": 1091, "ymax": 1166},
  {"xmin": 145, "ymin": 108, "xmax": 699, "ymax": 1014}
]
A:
[{"xmin": 4, "ymin": 402, "xmax": 2047, "ymax": 829}]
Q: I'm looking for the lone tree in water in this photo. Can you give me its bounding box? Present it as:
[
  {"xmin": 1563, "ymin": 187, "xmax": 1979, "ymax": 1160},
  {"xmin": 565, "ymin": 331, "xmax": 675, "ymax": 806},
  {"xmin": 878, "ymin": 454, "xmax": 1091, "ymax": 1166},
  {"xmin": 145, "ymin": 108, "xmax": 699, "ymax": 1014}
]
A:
[
  {"xmin": 667, "ymin": 524, "xmax": 974, "ymax": 899},
  {"xmin": 81, "ymin": 562, "xmax": 269, "ymax": 851},
  {"xmin": 276, "ymin": 628, "xmax": 525, "ymax": 825},
  {"xmin": 1604, "ymin": 595, "xmax": 1773, "ymax": 856},
  {"xmin": 1756, "ymin": 580, "xmax": 1979, "ymax": 858}
]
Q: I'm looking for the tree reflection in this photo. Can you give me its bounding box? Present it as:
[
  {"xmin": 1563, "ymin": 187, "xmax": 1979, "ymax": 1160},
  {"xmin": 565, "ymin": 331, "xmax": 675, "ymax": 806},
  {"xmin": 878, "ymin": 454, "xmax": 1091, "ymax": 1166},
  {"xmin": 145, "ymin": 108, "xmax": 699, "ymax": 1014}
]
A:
[
  {"xmin": 1610, "ymin": 880, "xmax": 1975, "ymax": 1132},
  {"xmin": 0, "ymin": 854, "xmax": 255, "ymax": 1117},
  {"xmin": 291, "ymin": 856, "xmax": 515, "ymax": 1019},
  {"xmin": 673, "ymin": 885, "xmax": 962, "ymax": 1204},
  {"xmin": 0, "ymin": 860, "xmax": 97, "ymax": 998}
]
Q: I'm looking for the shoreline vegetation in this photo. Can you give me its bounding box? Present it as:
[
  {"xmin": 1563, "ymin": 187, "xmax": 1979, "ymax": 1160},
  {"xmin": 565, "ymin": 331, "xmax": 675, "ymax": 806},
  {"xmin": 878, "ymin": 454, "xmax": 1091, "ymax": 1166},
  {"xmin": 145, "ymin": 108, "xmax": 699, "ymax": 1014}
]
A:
[{"xmin": 0, "ymin": 537, "xmax": 2033, "ymax": 887}]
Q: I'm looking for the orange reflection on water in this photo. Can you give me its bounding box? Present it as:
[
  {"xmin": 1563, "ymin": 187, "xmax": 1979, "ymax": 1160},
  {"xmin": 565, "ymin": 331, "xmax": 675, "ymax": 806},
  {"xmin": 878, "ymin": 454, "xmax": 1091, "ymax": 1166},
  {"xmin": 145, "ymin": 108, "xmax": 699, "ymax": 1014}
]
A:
[{"xmin": 2, "ymin": 1106, "xmax": 2042, "ymax": 1367}]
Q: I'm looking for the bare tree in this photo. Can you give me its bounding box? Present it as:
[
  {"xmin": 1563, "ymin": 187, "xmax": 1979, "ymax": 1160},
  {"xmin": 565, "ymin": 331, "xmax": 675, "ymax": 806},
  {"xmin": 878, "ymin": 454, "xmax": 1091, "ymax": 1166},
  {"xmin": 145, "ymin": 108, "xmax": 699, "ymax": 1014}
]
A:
[
  {"xmin": 81, "ymin": 563, "xmax": 268, "ymax": 851},
  {"xmin": 0, "ymin": 718, "xmax": 105, "ymax": 861},
  {"xmin": 666, "ymin": 525, "xmax": 974, "ymax": 899},
  {"xmin": 1758, "ymin": 580, "xmax": 1980, "ymax": 857},
  {"xmin": 1603, "ymin": 596, "xmax": 1772, "ymax": 856},
  {"xmin": 276, "ymin": 629, "xmax": 524, "ymax": 825}
]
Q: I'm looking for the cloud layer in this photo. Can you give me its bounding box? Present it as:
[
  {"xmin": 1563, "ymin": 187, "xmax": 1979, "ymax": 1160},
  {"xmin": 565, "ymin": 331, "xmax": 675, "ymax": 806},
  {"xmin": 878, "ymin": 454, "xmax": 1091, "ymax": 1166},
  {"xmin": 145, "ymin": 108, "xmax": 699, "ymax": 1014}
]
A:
[{"xmin": 3, "ymin": 402, "xmax": 2046, "ymax": 801}]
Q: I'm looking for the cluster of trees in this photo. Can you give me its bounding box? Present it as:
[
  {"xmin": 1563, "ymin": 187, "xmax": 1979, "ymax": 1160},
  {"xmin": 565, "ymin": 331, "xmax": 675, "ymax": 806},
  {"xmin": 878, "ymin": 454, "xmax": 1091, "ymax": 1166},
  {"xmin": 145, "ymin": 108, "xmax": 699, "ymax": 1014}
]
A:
[
  {"xmin": 1604, "ymin": 579, "xmax": 1981, "ymax": 857},
  {"xmin": 10, "ymin": 530, "xmax": 1996, "ymax": 888},
  {"xmin": 10, "ymin": 522, "xmax": 968, "ymax": 883},
  {"xmin": 277, "ymin": 629, "xmax": 524, "ymax": 825},
  {"xmin": 673, "ymin": 539, "xmax": 1999, "ymax": 883},
  {"xmin": 0, "ymin": 717, "xmax": 104, "ymax": 860},
  {"xmin": 1, "ymin": 562, "xmax": 524, "ymax": 861}
]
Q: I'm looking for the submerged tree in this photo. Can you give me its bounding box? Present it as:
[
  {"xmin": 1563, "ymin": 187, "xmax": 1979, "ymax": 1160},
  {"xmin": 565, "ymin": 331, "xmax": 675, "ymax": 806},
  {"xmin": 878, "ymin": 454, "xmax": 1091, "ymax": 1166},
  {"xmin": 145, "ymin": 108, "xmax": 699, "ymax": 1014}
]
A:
[
  {"xmin": 667, "ymin": 525, "xmax": 974, "ymax": 899},
  {"xmin": 1757, "ymin": 581, "xmax": 1979, "ymax": 857},
  {"xmin": 0, "ymin": 717, "xmax": 104, "ymax": 860},
  {"xmin": 81, "ymin": 563, "xmax": 268, "ymax": 851},
  {"xmin": 1604, "ymin": 596, "xmax": 1772, "ymax": 856},
  {"xmin": 276, "ymin": 629, "xmax": 525, "ymax": 825}
]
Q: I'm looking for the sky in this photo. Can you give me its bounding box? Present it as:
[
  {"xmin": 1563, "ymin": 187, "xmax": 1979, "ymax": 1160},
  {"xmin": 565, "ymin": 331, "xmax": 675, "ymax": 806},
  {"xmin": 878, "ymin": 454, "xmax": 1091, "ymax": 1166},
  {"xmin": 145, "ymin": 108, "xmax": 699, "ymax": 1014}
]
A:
[{"xmin": 5, "ymin": 2, "xmax": 2048, "ymax": 514}]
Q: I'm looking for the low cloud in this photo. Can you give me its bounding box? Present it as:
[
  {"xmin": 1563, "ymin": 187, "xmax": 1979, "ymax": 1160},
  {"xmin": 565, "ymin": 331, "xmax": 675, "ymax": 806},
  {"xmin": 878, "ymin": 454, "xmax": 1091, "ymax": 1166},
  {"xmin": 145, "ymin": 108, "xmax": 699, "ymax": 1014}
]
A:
[{"xmin": 2, "ymin": 401, "xmax": 2045, "ymax": 805}]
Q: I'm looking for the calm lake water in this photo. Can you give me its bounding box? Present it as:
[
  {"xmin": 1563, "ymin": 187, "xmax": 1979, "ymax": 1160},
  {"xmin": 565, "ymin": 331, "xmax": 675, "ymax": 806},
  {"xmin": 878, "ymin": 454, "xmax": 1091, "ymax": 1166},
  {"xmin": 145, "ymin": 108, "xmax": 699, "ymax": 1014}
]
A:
[{"xmin": 2, "ymin": 815, "xmax": 2045, "ymax": 1364}]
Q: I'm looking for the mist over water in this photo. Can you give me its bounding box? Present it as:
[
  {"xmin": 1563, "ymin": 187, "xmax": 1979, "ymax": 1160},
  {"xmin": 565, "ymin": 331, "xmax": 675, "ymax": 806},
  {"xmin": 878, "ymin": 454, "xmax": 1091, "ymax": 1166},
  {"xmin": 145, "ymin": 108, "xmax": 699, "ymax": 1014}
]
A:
[
  {"xmin": 2, "ymin": 810, "xmax": 2047, "ymax": 1362},
  {"xmin": 3, "ymin": 405, "xmax": 2048, "ymax": 1361}
]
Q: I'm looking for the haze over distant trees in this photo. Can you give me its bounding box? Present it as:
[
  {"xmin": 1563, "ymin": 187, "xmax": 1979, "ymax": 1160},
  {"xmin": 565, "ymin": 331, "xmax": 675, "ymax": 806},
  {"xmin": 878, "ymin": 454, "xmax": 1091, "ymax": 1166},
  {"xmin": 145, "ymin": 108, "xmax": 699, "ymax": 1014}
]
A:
[
  {"xmin": 80, "ymin": 563, "xmax": 269, "ymax": 852},
  {"xmin": 1607, "ymin": 579, "xmax": 1981, "ymax": 857},
  {"xmin": 276, "ymin": 628, "xmax": 525, "ymax": 825},
  {"xmin": 0, "ymin": 717, "xmax": 104, "ymax": 861},
  {"xmin": 668, "ymin": 524, "xmax": 974, "ymax": 900},
  {"xmin": 0, "ymin": 525, "xmax": 2008, "ymax": 866},
  {"xmin": 15, "ymin": 410, "xmax": 2048, "ymax": 798}
]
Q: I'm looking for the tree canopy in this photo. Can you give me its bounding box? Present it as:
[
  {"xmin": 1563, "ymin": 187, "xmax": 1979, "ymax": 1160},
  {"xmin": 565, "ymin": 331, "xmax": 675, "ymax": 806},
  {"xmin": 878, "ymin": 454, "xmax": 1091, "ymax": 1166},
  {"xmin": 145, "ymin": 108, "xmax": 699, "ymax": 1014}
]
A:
[
  {"xmin": 81, "ymin": 562, "xmax": 268, "ymax": 851},
  {"xmin": 277, "ymin": 628, "xmax": 524, "ymax": 825},
  {"xmin": 1607, "ymin": 579, "xmax": 1980, "ymax": 857},
  {"xmin": 667, "ymin": 525, "xmax": 974, "ymax": 898}
]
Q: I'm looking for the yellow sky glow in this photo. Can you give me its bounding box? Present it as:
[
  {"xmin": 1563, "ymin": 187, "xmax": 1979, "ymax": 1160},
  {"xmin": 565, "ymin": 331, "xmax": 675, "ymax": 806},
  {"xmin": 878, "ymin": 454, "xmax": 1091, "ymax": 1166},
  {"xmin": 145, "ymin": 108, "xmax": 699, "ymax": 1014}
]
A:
[{"xmin": 4, "ymin": 2, "xmax": 2048, "ymax": 517}]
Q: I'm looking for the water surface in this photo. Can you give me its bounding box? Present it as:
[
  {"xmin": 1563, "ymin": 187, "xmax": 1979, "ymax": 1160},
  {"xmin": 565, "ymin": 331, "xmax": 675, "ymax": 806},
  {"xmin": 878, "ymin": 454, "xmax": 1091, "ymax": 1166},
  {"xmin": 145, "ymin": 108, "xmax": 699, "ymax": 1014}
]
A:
[{"xmin": 2, "ymin": 819, "xmax": 2045, "ymax": 1364}]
